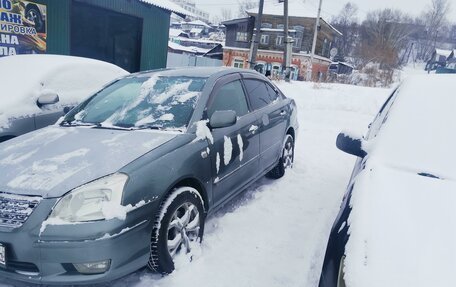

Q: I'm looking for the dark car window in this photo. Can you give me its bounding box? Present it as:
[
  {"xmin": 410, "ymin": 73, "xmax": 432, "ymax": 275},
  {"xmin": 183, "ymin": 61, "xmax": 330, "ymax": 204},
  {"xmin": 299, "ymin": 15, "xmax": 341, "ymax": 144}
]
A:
[
  {"xmin": 244, "ymin": 79, "xmax": 272, "ymax": 110},
  {"xmin": 63, "ymin": 76, "xmax": 207, "ymax": 130},
  {"xmin": 265, "ymin": 83, "xmax": 279, "ymax": 102},
  {"xmin": 207, "ymin": 80, "xmax": 249, "ymax": 118},
  {"xmin": 366, "ymin": 88, "xmax": 399, "ymax": 140}
]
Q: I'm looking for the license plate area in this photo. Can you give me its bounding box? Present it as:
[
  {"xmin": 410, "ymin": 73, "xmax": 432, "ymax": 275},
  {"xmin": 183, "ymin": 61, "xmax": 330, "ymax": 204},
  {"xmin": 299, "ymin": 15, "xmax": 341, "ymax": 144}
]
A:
[{"xmin": 0, "ymin": 244, "xmax": 5, "ymax": 267}]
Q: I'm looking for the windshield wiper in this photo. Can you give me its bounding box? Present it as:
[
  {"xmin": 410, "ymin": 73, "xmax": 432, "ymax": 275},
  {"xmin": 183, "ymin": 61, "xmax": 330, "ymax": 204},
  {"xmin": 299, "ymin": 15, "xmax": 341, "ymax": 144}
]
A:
[
  {"xmin": 60, "ymin": 120, "xmax": 97, "ymax": 127},
  {"xmin": 134, "ymin": 125, "xmax": 162, "ymax": 130}
]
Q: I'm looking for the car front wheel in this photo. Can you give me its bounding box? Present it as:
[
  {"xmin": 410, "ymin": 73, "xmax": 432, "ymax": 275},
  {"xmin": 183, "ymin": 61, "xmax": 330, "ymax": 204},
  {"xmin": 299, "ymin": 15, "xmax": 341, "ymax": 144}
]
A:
[
  {"xmin": 148, "ymin": 187, "xmax": 205, "ymax": 274},
  {"xmin": 267, "ymin": 134, "xmax": 294, "ymax": 179}
]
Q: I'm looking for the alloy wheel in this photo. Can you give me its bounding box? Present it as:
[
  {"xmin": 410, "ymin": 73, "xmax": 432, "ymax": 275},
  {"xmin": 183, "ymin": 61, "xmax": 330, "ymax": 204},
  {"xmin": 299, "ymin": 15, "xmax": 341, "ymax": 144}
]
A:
[{"xmin": 167, "ymin": 202, "xmax": 200, "ymax": 258}]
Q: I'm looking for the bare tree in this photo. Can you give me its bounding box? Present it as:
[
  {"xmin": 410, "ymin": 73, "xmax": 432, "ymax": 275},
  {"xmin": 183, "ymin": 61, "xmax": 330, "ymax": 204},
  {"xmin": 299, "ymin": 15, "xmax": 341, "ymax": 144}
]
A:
[
  {"xmin": 357, "ymin": 9, "xmax": 415, "ymax": 85},
  {"xmin": 220, "ymin": 8, "xmax": 233, "ymax": 22},
  {"xmin": 331, "ymin": 2, "xmax": 359, "ymax": 61},
  {"xmin": 237, "ymin": 0, "xmax": 258, "ymax": 18},
  {"xmin": 415, "ymin": 0, "xmax": 451, "ymax": 60}
]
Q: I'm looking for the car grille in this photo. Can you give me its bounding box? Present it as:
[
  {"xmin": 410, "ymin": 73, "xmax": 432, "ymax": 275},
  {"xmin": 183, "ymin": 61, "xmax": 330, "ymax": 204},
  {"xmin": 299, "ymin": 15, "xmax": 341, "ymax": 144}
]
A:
[{"xmin": 0, "ymin": 193, "xmax": 41, "ymax": 228}]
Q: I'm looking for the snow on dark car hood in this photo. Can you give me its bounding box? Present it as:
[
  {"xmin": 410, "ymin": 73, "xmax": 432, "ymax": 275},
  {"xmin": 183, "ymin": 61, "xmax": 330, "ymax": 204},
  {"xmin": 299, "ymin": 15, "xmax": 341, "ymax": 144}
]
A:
[
  {"xmin": 344, "ymin": 161, "xmax": 456, "ymax": 287},
  {"xmin": 0, "ymin": 126, "xmax": 177, "ymax": 198}
]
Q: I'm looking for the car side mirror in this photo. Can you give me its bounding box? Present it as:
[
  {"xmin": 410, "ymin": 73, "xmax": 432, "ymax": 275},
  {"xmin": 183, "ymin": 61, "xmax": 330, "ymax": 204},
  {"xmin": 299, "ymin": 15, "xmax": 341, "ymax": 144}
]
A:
[
  {"xmin": 209, "ymin": 110, "xmax": 237, "ymax": 129},
  {"xmin": 37, "ymin": 91, "xmax": 59, "ymax": 107},
  {"xmin": 336, "ymin": 132, "xmax": 367, "ymax": 158}
]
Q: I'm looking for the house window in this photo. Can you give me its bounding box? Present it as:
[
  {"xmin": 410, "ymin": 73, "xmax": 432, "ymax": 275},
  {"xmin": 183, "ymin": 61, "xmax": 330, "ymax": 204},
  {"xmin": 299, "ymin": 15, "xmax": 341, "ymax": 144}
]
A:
[
  {"xmin": 260, "ymin": 34, "xmax": 270, "ymax": 45},
  {"xmin": 293, "ymin": 25, "xmax": 304, "ymax": 32},
  {"xmin": 277, "ymin": 24, "xmax": 284, "ymax": 30},
  {"xmin": 276, "ymin": 36, "xmax": 284, "ymax": 46},
  {"xmin": 233, "ymin": 59, "xmax": 244, "ymax": 68},
  {"xmin": 261, "ymin": 22, "xmax": 273, "ymax": 28},
  {"xmin": 292, "ymin": 38, "xmax": 300, "ymax": 48},
  {"xmin": 236, "ymin": 32, "xmax": 248, "ymax": 42}
]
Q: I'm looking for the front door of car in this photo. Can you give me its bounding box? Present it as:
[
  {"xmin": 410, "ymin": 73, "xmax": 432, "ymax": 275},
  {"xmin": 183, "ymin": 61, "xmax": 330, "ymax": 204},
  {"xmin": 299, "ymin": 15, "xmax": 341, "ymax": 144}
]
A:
[
  {"xmin": 34, "ymin": 106, "xmax": 64, "ymax": 130},
  {"xmin": 243, "ymin": 78, "xmax": 288, "ymax": 172},
  {"xmin": 208, "ymin": 75, "xmax": 261, "ymax": 205}
]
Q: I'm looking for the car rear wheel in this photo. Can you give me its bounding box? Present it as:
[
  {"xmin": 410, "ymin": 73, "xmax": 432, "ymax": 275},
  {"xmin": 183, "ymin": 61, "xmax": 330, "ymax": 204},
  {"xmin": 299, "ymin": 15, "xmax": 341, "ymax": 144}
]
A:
[
  {"xmin": 148, "ymin": 187, "xmax": 205, "ymax": 274},
  {"xmin": 266, "ymin": 134, "xmax": 294, "ymax": 179}
]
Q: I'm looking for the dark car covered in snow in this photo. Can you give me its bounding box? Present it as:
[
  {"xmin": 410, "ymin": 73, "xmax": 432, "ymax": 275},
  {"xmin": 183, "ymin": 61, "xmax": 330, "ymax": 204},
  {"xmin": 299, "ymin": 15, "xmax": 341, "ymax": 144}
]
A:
[
  {"xmin": 0, "ymin": 67, "xmax": 298, "ymax": 284},
  {"xmin": 319, "ymin": 75, "xmax": 456, "ymax": 287}
]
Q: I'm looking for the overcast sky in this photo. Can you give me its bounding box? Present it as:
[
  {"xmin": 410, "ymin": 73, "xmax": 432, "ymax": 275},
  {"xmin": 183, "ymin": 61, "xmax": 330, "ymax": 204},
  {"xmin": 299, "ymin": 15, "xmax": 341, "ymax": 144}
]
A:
[{"xmin": 193, "ymin": 0, "xmax": 456, "ymax": 23}]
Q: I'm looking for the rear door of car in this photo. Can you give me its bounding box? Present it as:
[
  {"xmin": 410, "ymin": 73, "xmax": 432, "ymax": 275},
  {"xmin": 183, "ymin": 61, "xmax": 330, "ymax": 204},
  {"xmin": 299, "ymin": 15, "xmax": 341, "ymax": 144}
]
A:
[
  {"xmin": 242, "ymin": 75, "xmax": 289, "ymax": 173},
  {"xmin": 208, "ymin": 73, "xmax": 261, "ymax": 205}
]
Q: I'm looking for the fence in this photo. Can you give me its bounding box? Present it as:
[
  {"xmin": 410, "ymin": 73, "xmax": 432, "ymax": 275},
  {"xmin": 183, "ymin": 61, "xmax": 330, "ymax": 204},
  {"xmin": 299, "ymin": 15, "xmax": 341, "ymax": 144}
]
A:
[{"xmin": 167, "ymin": 52, "xmax": 222, "ymax": 68}]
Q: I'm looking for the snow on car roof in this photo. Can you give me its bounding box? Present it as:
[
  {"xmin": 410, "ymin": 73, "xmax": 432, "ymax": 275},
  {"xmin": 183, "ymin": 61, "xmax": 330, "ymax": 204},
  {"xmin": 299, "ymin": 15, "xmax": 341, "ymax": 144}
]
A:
[
  {"xmin": 368, "ymin": 74, "xmax": 455, "ymax": 178},
  {"xmin": 0, "ymin": 55, "xmax": 128, "ymax": 130}
]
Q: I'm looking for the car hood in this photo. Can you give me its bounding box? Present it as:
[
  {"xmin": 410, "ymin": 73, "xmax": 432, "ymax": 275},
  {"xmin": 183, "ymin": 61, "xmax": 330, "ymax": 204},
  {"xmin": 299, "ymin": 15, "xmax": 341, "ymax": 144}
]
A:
[
  {"xmin": 343, "ymin": 161, "xmax": 456, "ymax": 287},
  {"xmin": 0, "ymin": 126, "xmax": 178, "ymax": 198}
]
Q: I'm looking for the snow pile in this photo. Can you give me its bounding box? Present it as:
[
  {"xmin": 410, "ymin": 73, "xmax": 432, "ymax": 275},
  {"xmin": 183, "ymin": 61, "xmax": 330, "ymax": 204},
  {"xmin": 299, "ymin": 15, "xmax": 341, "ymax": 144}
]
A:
[{"xmin": 0, "ymin": 55, "xmax": 127, "ymax": 130}]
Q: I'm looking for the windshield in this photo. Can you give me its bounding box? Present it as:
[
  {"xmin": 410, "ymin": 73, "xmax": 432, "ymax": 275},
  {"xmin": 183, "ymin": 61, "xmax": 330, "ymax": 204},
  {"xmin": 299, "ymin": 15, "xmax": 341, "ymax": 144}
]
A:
[{"xmin": 63, "ymin": 76, "xmax": 207, "ymax": 131}]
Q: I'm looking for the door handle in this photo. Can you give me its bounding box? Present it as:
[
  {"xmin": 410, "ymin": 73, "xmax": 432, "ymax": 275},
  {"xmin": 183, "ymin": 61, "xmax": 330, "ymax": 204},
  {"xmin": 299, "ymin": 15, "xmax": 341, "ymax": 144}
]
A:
[{"xmin": 249, "ymin": 125, "xmax": 259, "ymax": 134}]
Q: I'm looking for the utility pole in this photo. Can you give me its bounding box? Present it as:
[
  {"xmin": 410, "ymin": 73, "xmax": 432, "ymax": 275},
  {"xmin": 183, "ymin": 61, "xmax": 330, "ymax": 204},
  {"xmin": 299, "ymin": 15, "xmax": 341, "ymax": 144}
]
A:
[
  {"xmin": 307, "ymin": 0, "xmax": 323, "ymax": 81},
  {"xmin": 249, "ymin": 0, "xmax": 264, "ymax": 70},
  {"xmin": 281, "ymin": 0, "xmax": 291, "ymax": 82}
]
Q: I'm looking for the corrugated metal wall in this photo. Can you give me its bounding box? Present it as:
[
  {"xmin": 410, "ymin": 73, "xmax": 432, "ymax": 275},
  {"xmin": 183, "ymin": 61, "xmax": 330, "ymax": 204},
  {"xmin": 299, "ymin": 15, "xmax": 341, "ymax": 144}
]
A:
[
  {"xmin": 32, "ymin": 0, "xmax": 170, "ymax": 70},
  {"xmin": 33, "ymin": 0, "xmax": 71, "ymax": 55}
]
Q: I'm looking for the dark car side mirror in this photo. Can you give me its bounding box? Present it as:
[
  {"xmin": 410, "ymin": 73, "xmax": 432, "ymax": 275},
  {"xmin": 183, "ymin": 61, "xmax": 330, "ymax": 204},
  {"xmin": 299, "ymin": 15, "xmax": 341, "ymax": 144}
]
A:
[
  {"xmin": 209, "ymin": 110, "xmax": 237, "ymax": 129},
  {"xmin": 37, "ymin": 91, "xmax": 60, "ymax": 107},
  {"xmin": 336, "ymin": 132, "xmax": 367, "ymax": 158}
]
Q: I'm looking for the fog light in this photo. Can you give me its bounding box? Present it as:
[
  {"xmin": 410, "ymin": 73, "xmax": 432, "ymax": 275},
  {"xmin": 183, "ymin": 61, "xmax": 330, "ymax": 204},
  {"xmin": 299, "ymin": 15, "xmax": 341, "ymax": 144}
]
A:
[{"xmin": 73, "ymin": 260, "xmax": 111, "ymax": 274}]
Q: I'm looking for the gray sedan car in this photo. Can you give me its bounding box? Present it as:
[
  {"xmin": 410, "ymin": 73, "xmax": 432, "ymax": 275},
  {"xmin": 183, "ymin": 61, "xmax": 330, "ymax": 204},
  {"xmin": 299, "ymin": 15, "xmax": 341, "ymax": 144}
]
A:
[{"xmin": 0, "ymin": 67, "xmax": 298, "ymax": 285}]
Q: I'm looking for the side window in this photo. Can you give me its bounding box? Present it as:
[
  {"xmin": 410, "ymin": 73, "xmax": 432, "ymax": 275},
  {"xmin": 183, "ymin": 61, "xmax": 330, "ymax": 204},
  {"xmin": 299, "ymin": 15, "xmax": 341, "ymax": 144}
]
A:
[
  {"xmin": 265, "ymin": 83, "xmax": 279, "ymax": 102},
  {"xmin": 244, "ymin": 79, "xmax": 271, "ymax": 110},
  {"xmin": 208, "ymin": 80, "xmax": 249, "ymax": 118},
  {"xmin": 366, "ymin": 88, "xmax": 399, "ymax": 140}
]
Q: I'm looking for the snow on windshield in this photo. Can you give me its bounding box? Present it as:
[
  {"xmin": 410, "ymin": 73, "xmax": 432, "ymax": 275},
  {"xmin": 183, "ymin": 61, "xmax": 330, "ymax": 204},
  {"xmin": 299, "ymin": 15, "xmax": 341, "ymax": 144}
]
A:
[{"xmin": 64, "ymin": 76, "xmax": 207, "ymax": 131}]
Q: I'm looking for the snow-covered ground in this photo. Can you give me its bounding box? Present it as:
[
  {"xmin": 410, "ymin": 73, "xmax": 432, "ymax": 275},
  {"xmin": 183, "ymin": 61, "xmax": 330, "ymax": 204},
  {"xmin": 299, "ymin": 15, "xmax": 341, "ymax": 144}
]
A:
[{"xmin": 0, "ymin": 81, "xmax": 390, "ymax": 287}]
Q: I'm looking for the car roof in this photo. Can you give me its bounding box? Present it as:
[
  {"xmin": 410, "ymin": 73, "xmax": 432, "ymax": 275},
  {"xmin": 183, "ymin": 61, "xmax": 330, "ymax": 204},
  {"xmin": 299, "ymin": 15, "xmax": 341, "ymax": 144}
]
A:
[
  {"xmin": 132, "ymin": 67, "xmax": 262, "ymax": 79},
  {"xmin": 370, "ymin": 74, "xmax": 456, "ymax": 178}
]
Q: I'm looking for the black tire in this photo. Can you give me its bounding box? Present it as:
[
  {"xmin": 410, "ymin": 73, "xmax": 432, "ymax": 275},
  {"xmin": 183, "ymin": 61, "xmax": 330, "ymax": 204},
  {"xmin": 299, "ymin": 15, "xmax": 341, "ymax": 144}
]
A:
[
  {"xmin": 148, "ymin": 187, "xmax": 205, "ymax": 274},
  {"xmin": 266, "ymin": 134, "xmax": 294, "ymax": 179},
  {"xmin": 26, "ymin": 6, "xmax": 45, "ymax": 33}
]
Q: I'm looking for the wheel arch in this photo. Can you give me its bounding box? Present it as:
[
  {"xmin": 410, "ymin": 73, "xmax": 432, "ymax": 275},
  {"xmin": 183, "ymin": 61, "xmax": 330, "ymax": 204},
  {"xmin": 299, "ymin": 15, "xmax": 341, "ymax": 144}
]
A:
[
  {"xmin": 286, "ymin": 126, "xmax": 295, "ymax": 140},
  {"xmin": 25, "ymin": 3, "xmax": 40, "ymax": 13},
  {"xmin": 165, "ymin": 176, "xmax": 209, "ymax": 212}
]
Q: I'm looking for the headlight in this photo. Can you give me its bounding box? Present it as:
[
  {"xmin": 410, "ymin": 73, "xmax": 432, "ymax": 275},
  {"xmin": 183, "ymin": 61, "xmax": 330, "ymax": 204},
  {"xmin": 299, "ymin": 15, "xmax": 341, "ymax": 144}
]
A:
[{"xmin": 49, "ymin": 173, "xmax": 128, "ymax": 222}]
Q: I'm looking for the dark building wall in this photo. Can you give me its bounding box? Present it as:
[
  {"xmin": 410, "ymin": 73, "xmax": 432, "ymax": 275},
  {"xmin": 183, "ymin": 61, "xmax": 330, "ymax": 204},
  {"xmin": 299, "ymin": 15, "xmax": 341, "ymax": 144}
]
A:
[
  {"xmin": 225, "ymin": 14, "xmax": 338, "ymax": 59},
  {"xmin": 32, "ymin": 0, "xmax": 170, "ymax": 71},
  {"xmin": 33, "ymin": 0, "xmax": 71, "ymax": 55},
  {"xmin": 224, "ymin": 17, "xmax": 255, "ymax": 49}
]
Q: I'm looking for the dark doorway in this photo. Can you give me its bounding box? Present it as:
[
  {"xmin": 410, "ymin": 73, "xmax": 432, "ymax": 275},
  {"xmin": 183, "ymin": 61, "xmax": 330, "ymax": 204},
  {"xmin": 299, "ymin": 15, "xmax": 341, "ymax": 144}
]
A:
[{"xmin": 71, "ymin": 2, "xmax": 143, "ymax": 72}]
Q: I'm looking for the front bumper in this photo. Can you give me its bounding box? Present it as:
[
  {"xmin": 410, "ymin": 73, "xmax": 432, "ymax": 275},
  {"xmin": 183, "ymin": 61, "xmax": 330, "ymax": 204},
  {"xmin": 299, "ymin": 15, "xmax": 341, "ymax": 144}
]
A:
[{"xmin": 0, "ymin": 198, "xmax": 158, "ymax": 285}]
